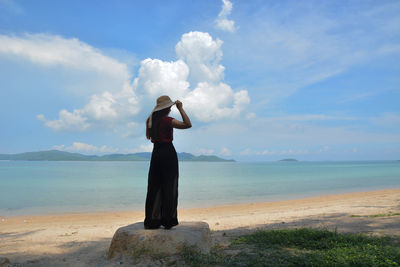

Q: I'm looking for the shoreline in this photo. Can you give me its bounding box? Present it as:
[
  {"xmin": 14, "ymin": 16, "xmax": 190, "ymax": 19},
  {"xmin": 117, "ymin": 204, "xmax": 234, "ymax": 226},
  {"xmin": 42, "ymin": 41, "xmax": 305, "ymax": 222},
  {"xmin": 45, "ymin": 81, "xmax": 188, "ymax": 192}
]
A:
[
  {"xmin": 1, "ymin": 188, "xmax": 399, "ymax": 228},
  {"xmin": 2, "ymin": 187, "xmax": 399, "ymax": 218},
  {"xmin": 1, "ymin": 188, "xmax": 399, "ymax": 266}
]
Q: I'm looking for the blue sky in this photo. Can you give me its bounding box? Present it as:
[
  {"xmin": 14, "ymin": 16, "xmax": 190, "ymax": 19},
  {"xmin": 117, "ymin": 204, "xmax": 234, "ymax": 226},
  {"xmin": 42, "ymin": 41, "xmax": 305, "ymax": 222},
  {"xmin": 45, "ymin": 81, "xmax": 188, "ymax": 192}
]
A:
[{"xmin": 0, "ymin": 0, "xmax": 399, "ymax": 161}]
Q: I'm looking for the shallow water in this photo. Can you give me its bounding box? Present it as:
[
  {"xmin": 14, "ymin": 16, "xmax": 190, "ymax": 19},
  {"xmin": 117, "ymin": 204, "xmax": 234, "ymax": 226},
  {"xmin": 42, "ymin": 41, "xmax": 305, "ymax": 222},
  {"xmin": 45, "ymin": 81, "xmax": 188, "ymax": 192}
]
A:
[{"xmin": 0, "ymin": 160, "xmax": 399, "ymax": 216}]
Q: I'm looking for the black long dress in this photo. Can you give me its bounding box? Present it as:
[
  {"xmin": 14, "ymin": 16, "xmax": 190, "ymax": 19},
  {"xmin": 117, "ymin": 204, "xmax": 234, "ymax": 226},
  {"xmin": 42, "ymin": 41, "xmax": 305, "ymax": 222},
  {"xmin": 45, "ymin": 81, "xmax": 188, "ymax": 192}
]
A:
[{"xmin": 144, "ymin": 141, "xmax": 179, "ymax": 229}]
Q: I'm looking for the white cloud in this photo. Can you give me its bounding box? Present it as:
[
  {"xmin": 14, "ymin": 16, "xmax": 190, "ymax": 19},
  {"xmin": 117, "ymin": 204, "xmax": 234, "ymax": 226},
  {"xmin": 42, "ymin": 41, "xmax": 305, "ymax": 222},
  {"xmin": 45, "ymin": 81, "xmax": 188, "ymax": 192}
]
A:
[
  {"xmin": 215, "ymin": 0, "xmax": 236, "ymax": 32},
  {"xmin": 0, "ymin": 34, "xmax": 130, "ymax": 80},
  {"xmin": 37, "ymin": 84, "xmax": 139, "ymax": 131},
  {"xmin": 125, "ymin": 143, "xmax": 153, "ymax": 153},
  {"xmin": 239, "ymin": 148, "xmax": 304, "ymax": 156},
  {"xmin": 197, "ymin": 148, "xmax": 215, "ymax": 155},
  {"xmin": 52, "ymin": 142, "xmax": 118, "ymax": 154},
  {"xmin": 0, "ymin": 33, "xmax": 140, "ymax": 132},
  {"xmin": 138, "ymin": 144, "xmax": 153, "ymax": 153},
  {"xmin": 2, "ymin": 31, "xmax": 249, "ymax": 133},
  {"xmin": 119, "ymin": 122, "xmax": 142, "ymax": 138},
  {"xmin": 176, "ymin": 31, "xmax": 224, "ymax": 84},
  {"xmin": 279, "ymin": 149, "xmax": 309, "ymax": 155},
  {"xmin": 137, "ymin": 31, "xmax": 250, "ymax": 122},
  {"xmin": 224, "ymin": 1, "xmax": 400, "ymax": 103},
  {"xmin": 184, "ymin": 82, "xmax": 249, "ymax": 121},
  {"xmin": 260, "ymin": 114, "xmax": 356, "ymax": 123},
  {"xmin": 180, "ymin": 110, "xmax": 400, "ymax": 160},
  {"xmin": 83, "ymin": 86, "xmax": 139, "ymax": 123},
  {"xmin": 246, "ymin": 112, "xmax": 256, "ymax": 120},
  {"xmin": 37, "ymin": 111, "xmax": 90, "ymax": 132},
  {"xmin": 260, "ymin": 150, "xmax": 276, "ymax": 155},
  {"xmin": 84, "ymin": 92, "xmax": 118, "ymax": 121},
  {"xmin": 52, "ymin": 144, "xmax": 65, "ymax": 150},
  {"xmin": 220, "ymin": 147, "xmax": 231, "ymax": 156},
  {"xmin": 135, "ymin": 58, "xmax": 190, "ymax": 99}
]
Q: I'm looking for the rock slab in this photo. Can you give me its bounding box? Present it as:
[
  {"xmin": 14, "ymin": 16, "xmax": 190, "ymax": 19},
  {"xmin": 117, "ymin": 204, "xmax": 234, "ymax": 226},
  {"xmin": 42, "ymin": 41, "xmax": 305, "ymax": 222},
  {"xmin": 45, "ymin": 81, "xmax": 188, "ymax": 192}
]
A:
[
  {"xmin": 0, "ymin": 257, "xmax": 10, "ymax": 267},
  {"xmin": 108, "ymin": 221, "xmax": 211, "ymax": 259}
]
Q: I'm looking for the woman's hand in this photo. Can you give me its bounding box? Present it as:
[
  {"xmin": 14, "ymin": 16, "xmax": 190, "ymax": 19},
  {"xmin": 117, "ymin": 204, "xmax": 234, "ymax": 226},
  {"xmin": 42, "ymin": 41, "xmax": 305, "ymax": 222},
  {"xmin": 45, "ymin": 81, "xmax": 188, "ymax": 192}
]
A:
[
  {"xmin": 175, "ymin": 100, "xmax": 183, "ymax": 110},
  {"xmin": 171, "ymin": 100, "xmax": 192, "ymax": 129}
]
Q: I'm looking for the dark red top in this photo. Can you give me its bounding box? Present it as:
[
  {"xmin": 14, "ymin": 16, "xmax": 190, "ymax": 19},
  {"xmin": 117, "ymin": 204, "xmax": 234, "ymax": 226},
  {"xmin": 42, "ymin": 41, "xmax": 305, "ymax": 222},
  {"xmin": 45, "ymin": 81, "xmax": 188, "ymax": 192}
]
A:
[{"xmin": 151, "ymin": 116, "xmax": 173, "ymax": 143}]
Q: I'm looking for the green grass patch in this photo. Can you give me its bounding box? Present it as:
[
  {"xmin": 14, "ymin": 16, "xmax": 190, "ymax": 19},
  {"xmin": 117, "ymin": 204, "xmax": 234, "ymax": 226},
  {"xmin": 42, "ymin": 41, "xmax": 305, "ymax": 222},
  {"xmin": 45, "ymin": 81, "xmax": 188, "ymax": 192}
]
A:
[
  {"xmin": 181, "ymin": 228, "xmax": 400, "ymax": 266},
  {"xmin": 369, "ymin": 212, "xmax": 400, "ymax": 218},
  {"xmin": 350, "ymin": 212, "xmax": 400, "ymax": 218}
]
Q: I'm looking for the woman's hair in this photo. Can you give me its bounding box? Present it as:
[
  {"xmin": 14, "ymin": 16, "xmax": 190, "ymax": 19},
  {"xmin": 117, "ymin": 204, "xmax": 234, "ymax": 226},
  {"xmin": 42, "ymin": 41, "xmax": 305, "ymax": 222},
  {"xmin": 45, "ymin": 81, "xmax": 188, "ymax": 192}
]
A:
[{"xmin": 146, "ymin": 107, "xmax": 171, "ymax": 140}]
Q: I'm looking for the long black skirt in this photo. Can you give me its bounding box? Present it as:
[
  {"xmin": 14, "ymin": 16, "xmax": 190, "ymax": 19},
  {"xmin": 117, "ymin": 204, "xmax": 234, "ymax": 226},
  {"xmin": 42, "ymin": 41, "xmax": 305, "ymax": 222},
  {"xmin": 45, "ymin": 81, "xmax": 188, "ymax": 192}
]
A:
[{"xmin": 144, "ymin": 142, "xmax": 179, "ymax": 229}]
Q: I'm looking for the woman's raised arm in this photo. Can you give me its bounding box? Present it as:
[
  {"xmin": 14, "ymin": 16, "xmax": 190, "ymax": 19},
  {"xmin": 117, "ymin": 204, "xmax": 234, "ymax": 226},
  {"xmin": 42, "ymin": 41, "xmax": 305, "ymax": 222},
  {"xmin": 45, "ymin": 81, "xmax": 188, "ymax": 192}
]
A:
[{"xmin": 171, "ymin": 100, "xmax": 192, "ymax": 129}]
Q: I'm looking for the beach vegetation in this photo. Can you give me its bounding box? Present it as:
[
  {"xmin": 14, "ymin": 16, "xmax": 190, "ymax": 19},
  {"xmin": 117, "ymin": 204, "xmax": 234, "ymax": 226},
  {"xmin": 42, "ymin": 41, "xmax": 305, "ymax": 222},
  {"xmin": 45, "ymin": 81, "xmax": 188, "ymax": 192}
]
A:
[
  {"xmin": 180, "ymin": 228, "xmax": 400, "ymax": 266},
  {"xmin": 350, "ymin": 212, "xmax": 400, "ymax": 218}
]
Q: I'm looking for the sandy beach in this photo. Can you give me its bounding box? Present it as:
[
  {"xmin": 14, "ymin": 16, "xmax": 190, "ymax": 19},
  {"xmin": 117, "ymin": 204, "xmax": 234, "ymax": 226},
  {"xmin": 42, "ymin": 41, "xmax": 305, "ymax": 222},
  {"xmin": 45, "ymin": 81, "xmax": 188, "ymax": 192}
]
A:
[{"xmin": 1, "ymin": 188, "xmax": 399, "ymax": 266}]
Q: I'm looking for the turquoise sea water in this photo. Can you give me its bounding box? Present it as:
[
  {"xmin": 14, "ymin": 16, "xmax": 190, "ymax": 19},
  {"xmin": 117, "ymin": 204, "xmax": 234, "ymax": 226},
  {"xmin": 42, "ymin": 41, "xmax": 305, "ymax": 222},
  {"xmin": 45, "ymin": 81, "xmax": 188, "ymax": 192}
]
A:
[{"xmin": 0, "ymin": 161, "xmax": 399, "ymax": 216}]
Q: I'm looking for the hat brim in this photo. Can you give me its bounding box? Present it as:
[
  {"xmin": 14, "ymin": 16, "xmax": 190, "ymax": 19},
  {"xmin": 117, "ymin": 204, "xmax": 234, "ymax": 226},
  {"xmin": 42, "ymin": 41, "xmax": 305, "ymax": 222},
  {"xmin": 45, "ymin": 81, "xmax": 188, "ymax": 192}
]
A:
[
  {"xmin": 147, "ymin": 101, "xmax": 175, "ymax": 128},
  {"xmin": 152, "ymin": 101, "xmax": 175, "ymax": 112}
]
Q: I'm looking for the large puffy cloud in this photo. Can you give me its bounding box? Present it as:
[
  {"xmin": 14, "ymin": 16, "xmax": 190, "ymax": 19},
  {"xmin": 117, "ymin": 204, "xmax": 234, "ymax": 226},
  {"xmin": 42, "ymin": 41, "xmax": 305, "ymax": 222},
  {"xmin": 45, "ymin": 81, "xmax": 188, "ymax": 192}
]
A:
[
  {"xmin": 135, "ymin": 59, "xmax": 190, "ymax": 99},
  {"xmin": 0, "ymin": 33, "xmax": 140, "ymax": 131},
  {"xmin": 83, "ymin": 83, "xmax": 139, "ymax": 123},
  {"xmin": 37, "ymin": 83, "xmax": 139, "ymax": 131},
  {"xmin": 38, "ymin": 82, "xmax": 139, "ymax": 131},
  {"xmin": 34, "ymin": 31, "xmax": 249, "ymax": 128},
  {"xmin": 184, "ymin": 82, "xmax": 249, "ymax": 121},
  {"xmin": 176, "ymin": 31, "xmax": 224, "ymax": 84},
  {"xmin": 1, "ymin": 31, "xmax": 249, "ymax": 132},
  {"xmin": 136, "ymin": 31, "xmax": 250, "ymax": 122}
]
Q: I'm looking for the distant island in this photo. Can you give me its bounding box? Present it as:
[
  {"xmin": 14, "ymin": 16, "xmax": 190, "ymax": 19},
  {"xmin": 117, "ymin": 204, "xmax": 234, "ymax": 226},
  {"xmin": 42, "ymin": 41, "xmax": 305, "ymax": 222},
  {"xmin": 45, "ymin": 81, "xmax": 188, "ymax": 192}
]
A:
[
  {"xmin": 0, "ymin": 150, "xmax": 235, "ymax": 162},
  {"xmin": 279, "ymin": 158, "xmax": 298, "ymax": 162}
]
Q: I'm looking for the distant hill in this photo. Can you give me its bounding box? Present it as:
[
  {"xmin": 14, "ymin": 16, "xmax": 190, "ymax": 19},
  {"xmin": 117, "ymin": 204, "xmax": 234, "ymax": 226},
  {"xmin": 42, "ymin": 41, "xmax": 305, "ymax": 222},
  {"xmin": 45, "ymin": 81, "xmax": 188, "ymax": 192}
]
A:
[
  {"xmin": 0, "ymin": 150, "xmax": 235, "ymax": 162},
  {"xmin": 279, "ymin": 158, "xmax": 298, "ymax": 162}
]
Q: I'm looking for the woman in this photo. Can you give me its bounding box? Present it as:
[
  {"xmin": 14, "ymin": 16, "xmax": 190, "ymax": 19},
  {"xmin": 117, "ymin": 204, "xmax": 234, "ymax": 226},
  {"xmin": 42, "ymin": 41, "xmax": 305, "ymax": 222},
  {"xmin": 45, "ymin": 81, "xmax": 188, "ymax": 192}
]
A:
[{"xmin": 144, "ymin": 95, "xmax": 192, "ymax": 229}]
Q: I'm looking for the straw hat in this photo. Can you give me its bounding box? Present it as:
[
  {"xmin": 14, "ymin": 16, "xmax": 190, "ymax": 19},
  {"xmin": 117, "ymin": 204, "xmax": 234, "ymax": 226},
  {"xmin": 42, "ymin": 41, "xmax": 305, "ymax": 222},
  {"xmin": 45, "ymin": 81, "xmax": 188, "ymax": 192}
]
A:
[{"xmin": 147, "ymin": 95, "xmax": 176, "ymax": 128}]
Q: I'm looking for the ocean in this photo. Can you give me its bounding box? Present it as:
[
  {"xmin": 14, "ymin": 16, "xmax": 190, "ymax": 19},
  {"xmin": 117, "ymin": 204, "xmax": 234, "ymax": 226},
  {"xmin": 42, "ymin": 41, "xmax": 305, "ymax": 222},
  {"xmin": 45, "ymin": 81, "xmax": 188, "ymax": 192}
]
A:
[{"xmin": 0, "ymin": 160, "xmax": 399, "ymax": 216}]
